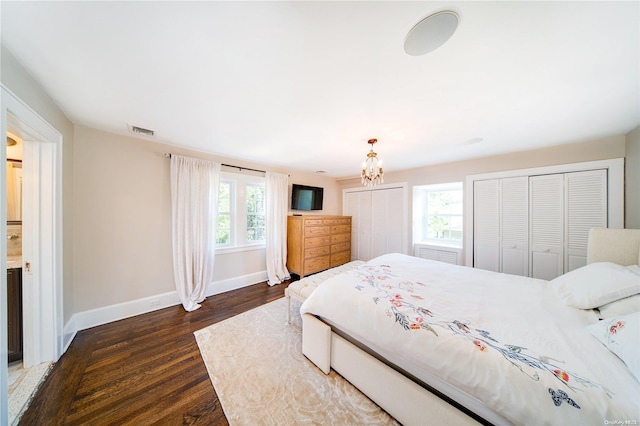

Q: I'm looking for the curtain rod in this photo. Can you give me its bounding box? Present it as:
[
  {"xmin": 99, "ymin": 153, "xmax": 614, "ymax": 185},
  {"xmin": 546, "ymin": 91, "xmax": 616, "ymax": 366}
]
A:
[{"xmin": 163, "ymin": 152, "xmax": 268, "ymax": 174}]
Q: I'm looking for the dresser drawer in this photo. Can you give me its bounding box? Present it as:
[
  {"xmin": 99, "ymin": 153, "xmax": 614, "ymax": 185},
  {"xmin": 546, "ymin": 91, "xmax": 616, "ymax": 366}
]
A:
[
  {"xmin": 305, "ymin": 246, "xmax": 330, "ymax": 259},
  {"xmin": 331, "ymin": 233, "xmax": 350, "ymax": 244},
  {"xmin": 331, "ymin": 225, "xmax": 350, "ymax": 234},
  {"xmin": 305, "ymin": 256, "xmax": 330, "ymax": 274},
  {"xmin": 331, "ymin": 242, "xmax": 351, "ymax": 252},
  {"xmin": 331, "ymin": 251, "xmax": 351, "ymax": 267},
  {"xmin": 336, "ymin": 218, "xmax": 351, "ymax": 225},
  {"xmin": 305, "ymin": 236, "xmax": 331, "ymax": 248},
  {"xmin": 322, "ymin": 218, "xmax": 339, "ymax": 225},
  {"xmin": 303, "ymin": 219, "xmax": 323, "ymax": 226},
  {"xmin": 305, "ymin": 226, "xmax": 330, "ymax": 237}
]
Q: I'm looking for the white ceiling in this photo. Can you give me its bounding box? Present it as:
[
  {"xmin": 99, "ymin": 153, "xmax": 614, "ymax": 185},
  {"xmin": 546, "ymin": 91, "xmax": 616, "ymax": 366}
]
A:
[{"xmin": 2, "ymin": 1, "xmax": 638, "ymax": 177}]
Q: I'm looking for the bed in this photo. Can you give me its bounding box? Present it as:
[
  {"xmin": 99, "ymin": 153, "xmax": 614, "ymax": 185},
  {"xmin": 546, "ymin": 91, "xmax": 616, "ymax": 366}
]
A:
[{"xmin": 299, "ymin": 228, "xmax": 640, "ymax": 425}]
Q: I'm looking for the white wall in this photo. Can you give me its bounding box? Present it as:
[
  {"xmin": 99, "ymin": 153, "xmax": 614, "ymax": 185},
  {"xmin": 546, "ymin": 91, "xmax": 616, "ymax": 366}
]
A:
[
  {"xmin": 626, "ymin": 126, "xmax": 640, "ymax": 229},
  {"xmin": 338, "ymin": 136, "xmax": 627, "ymax": 261},
  {"xmin": 339, "ymin": 136, "xmax": 626, "ymax": 189},
  {"xmin": 72, "ymin": 126, "xmax": 343, "ymax": 313}
]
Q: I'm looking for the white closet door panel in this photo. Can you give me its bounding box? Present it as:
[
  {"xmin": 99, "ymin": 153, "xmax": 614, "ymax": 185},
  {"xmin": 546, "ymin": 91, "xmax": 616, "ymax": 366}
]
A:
[
  {"xmin": 371, "ymin": 191, "xmax": 386, "ymax": 259},
  {"xmin": 371, "ymin": 188, "xmax": 404, "ymax": 258},
  {"xmin": 502, "ymin": 243, "xmax": 528, "ymax": 276},
  {"xmin": 530, "ymin": 174, "xmax": 564, "ymax": 280},
  {"xmin": 501, "ymin": 177, "xmax": 528, "ymax": 242},
  {"xmin": 530, "ymin": 175, "xmax": 563, "ymax": 247},
  {"xmin": 532, "ymin": 251, "xmax": 563, "ymax": 281},
  {"xmin": 501, "ymin": 177, "xmax": 529, "ymax": 276},
  {"xmin": 370, "ymin": 234, "xmax": 386, "ymax": 258},
  {"xmin": 474, "ymin": 179, "xmax": 500, "ymax": 271},
  {"xmin": 345, "ymin": 191, "xmax": 372, "ymax": 261},
  {"xmin": 565, "ymin": 170, "xmax": 607, "ymax": 272},
  {"xmin": 474, "ymin": 180, "xmax": 500, "ymax": 244},
  {"xmin": 567, "ymin": 256, "xmax": 587, "ymax": 273},
  {"xmin": 344, "ymin": 192, "xmax": 359, "ymax": 260},
  {"xmin": 474, "ymin": 248, "xmax": 499, "ymax": 272},
  {"xmin": 358, "ymin": 191, "xmax": 373, "ymax": 261}
]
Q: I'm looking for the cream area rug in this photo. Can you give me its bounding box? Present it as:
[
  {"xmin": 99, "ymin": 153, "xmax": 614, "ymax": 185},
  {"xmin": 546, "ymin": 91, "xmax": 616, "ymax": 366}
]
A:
[{"xmin": 194, "ymin": 297, "xmax": 398, "ymax": 425}]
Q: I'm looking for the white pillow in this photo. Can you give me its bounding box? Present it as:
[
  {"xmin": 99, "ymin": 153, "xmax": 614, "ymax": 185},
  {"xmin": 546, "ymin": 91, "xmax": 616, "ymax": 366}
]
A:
[
  {"xmin": 588, "ymin": 312, "xmax": 640, "ymax": 382},
  {"xmin": 599, "ymin": 294, "xmax": 640, "ymax": 318},
  {"xmin": 550, "ymin": 262, "xmax": 640, "ymax": 309}
]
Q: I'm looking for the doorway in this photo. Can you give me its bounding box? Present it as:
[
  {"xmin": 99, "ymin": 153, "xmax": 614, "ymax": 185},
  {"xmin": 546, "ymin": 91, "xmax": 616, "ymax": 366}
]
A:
[{"xmin": 1, "ymin": 86, "xmax": 63, "ymax": 424}]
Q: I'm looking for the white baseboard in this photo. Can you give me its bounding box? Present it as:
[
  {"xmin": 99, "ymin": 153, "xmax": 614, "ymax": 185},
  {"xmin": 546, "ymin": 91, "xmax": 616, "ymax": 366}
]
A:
[
  {"xmin": 63, "ymin": 270, "xmax": 269, "ymax": 347},
  {"xmin": 205, "ymin": 270, "xmax": 268, "ymax": 296}
]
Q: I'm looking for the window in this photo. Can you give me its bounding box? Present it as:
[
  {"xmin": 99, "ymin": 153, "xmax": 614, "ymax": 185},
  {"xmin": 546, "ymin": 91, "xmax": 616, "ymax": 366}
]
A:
[
  {"xmin": 216, "ymin": 172, "xmax": 265, "ymax": 250},
  {"xmin": 245, "ymin": 184, "xmax": 265, "ymax": 242},
  {"xmin": 217, "ymin": 180, "xmax": 233, "ymax": 245},
  {"xmin": 413, "ymin": 182, "xmax": 463, "ymax": 246}
]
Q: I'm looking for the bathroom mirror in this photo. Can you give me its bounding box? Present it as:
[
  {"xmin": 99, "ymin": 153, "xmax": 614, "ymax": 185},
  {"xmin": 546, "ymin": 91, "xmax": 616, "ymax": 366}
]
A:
[{"xmin": 6, "ymin": 159, "xmax": 22, "ymax": 221}]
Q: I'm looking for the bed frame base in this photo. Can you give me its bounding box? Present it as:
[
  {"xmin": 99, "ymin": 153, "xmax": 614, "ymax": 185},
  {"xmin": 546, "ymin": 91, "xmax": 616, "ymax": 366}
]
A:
[{"xmin": 302, "ymin": 313, "xmax": 484, "ymax": 426}]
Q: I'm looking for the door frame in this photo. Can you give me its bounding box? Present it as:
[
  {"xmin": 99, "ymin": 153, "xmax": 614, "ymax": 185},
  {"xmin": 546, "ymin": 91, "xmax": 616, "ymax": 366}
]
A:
[{"xmin": 1, "ymin": 85, "xmax": 63, "ymax": 423}]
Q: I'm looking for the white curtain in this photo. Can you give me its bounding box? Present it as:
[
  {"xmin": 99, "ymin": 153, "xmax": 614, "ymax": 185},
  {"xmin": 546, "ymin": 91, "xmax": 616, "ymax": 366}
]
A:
[
  {"xmin": 170, "ymin": 155, "xmax": 220, "ymax": 311},
  {"xmin": 265, "ymin": 172, "xmax": 290, "ymax": 286}
]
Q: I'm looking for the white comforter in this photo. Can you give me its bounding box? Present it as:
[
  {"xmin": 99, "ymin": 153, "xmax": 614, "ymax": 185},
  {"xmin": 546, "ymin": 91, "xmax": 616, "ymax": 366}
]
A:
[{"xmin": 300, "ymin": 253, "xmax": 640, "ymax": 425}]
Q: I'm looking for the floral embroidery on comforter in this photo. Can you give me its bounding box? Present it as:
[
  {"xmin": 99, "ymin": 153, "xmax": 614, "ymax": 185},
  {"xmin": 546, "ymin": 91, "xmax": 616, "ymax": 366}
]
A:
[
  {"xmin": 300, "ymin": 254, "xmax": 640, "ymax": 425},
  {"xmin": 353, "ymin": 263, "xmax": 611, "ymax": 408}
]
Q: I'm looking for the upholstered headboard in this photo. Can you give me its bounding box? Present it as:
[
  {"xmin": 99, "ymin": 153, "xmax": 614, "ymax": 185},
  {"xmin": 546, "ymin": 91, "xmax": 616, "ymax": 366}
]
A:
[{"xmin": 587, "ymin": 228, "xmax": 640, "ymax": 266}]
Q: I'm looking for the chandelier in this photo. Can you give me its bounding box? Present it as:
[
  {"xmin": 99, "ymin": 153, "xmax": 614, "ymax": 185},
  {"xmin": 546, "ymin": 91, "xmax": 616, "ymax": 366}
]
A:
[{"xmin": 361, "ymin": 138, "xmax": 384, "ymax": 187}]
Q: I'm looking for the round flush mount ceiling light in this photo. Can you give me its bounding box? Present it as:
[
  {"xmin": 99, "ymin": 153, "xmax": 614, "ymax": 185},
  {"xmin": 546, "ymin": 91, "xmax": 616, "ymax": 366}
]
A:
[{"xmin": 404, "ymin": 10, "xmax": 459, "ymax": 56}]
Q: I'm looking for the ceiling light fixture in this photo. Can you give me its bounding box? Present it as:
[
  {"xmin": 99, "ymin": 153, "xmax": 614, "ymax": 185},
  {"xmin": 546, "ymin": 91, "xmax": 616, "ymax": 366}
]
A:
[
  {"xmin": 404, "ymin": 10, "xmax": 459, "ymax": 56},
  {"xmin": 361, "ymin": 138, "xmax": 384, "ymax": 187}
]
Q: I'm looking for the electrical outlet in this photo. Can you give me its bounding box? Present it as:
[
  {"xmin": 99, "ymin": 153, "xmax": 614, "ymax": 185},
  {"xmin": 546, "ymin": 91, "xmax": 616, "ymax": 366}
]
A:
[{"xmin": 150, "ymin": 297, "xmax": 161, "ymax": 307}]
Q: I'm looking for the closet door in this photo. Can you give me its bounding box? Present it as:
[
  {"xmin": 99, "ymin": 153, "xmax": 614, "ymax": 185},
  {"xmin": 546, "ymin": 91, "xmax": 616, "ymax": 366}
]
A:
[
  {"xmin": 370, "ymin": 188, "xmax": 404, "ymax": 258},
  {"xmin": 473, "ymin": 179, "xmax": 500, "ymax": 272},
  {"xmin": 565, "ymin": 170, "xmax": 607, "ymax": 272},
  {"xmin": 344, "ymin": 191, "xmax": 372, "ymax": 261},
  {"xmin": 501, "ymin": 177, "xmax": 529, "ymax": 276},
  {"xmin": 529, "ymin": 174, "xmax": 564, "ymax": 280}
]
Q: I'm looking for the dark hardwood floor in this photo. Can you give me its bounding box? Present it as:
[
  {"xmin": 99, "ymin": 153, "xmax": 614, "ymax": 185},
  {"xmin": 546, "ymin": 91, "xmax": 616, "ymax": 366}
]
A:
[{"xmin": 19, "ymin": 280, "xmax": 289, "ymax": 425}]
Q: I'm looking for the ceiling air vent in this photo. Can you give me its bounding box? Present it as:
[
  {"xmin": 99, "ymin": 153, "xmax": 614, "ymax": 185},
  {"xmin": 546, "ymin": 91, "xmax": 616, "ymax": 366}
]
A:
[{"xmin": 128, "ymin": 124, "xmax": 155, "ymax": 137}]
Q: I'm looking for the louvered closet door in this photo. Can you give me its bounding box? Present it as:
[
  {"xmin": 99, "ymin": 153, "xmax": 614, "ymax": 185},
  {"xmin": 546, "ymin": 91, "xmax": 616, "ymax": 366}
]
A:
[
  {"xmin": 501, "ymin": 177, "xmax": 529, "ymax": 276},
  {"xmin": 344, "ymin": 191, "xmax": 372, "ymax": 261},
  {"xmin": 474, "ymin": 179, "xmax": 500, "ymax": 272},
  {"xmin": 565, "ymin": 170, "xmax": 607, "ymax": 272},
  {"xmin": 530, "ymin": 174, "xmax": 564, "ymax": 280}
]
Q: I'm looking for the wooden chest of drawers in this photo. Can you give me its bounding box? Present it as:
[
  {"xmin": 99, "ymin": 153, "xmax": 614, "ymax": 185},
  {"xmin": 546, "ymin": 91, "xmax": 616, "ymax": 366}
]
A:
[{"xmin": 287, "ymin": 215, "xmax": 352, "ymax": 277}]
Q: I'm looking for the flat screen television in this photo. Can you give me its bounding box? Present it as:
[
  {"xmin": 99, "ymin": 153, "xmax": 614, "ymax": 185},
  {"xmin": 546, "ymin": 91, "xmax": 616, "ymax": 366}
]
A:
[{"xmin": 291, "ymin": 184, "xmax": 324, "ymax": 211}]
